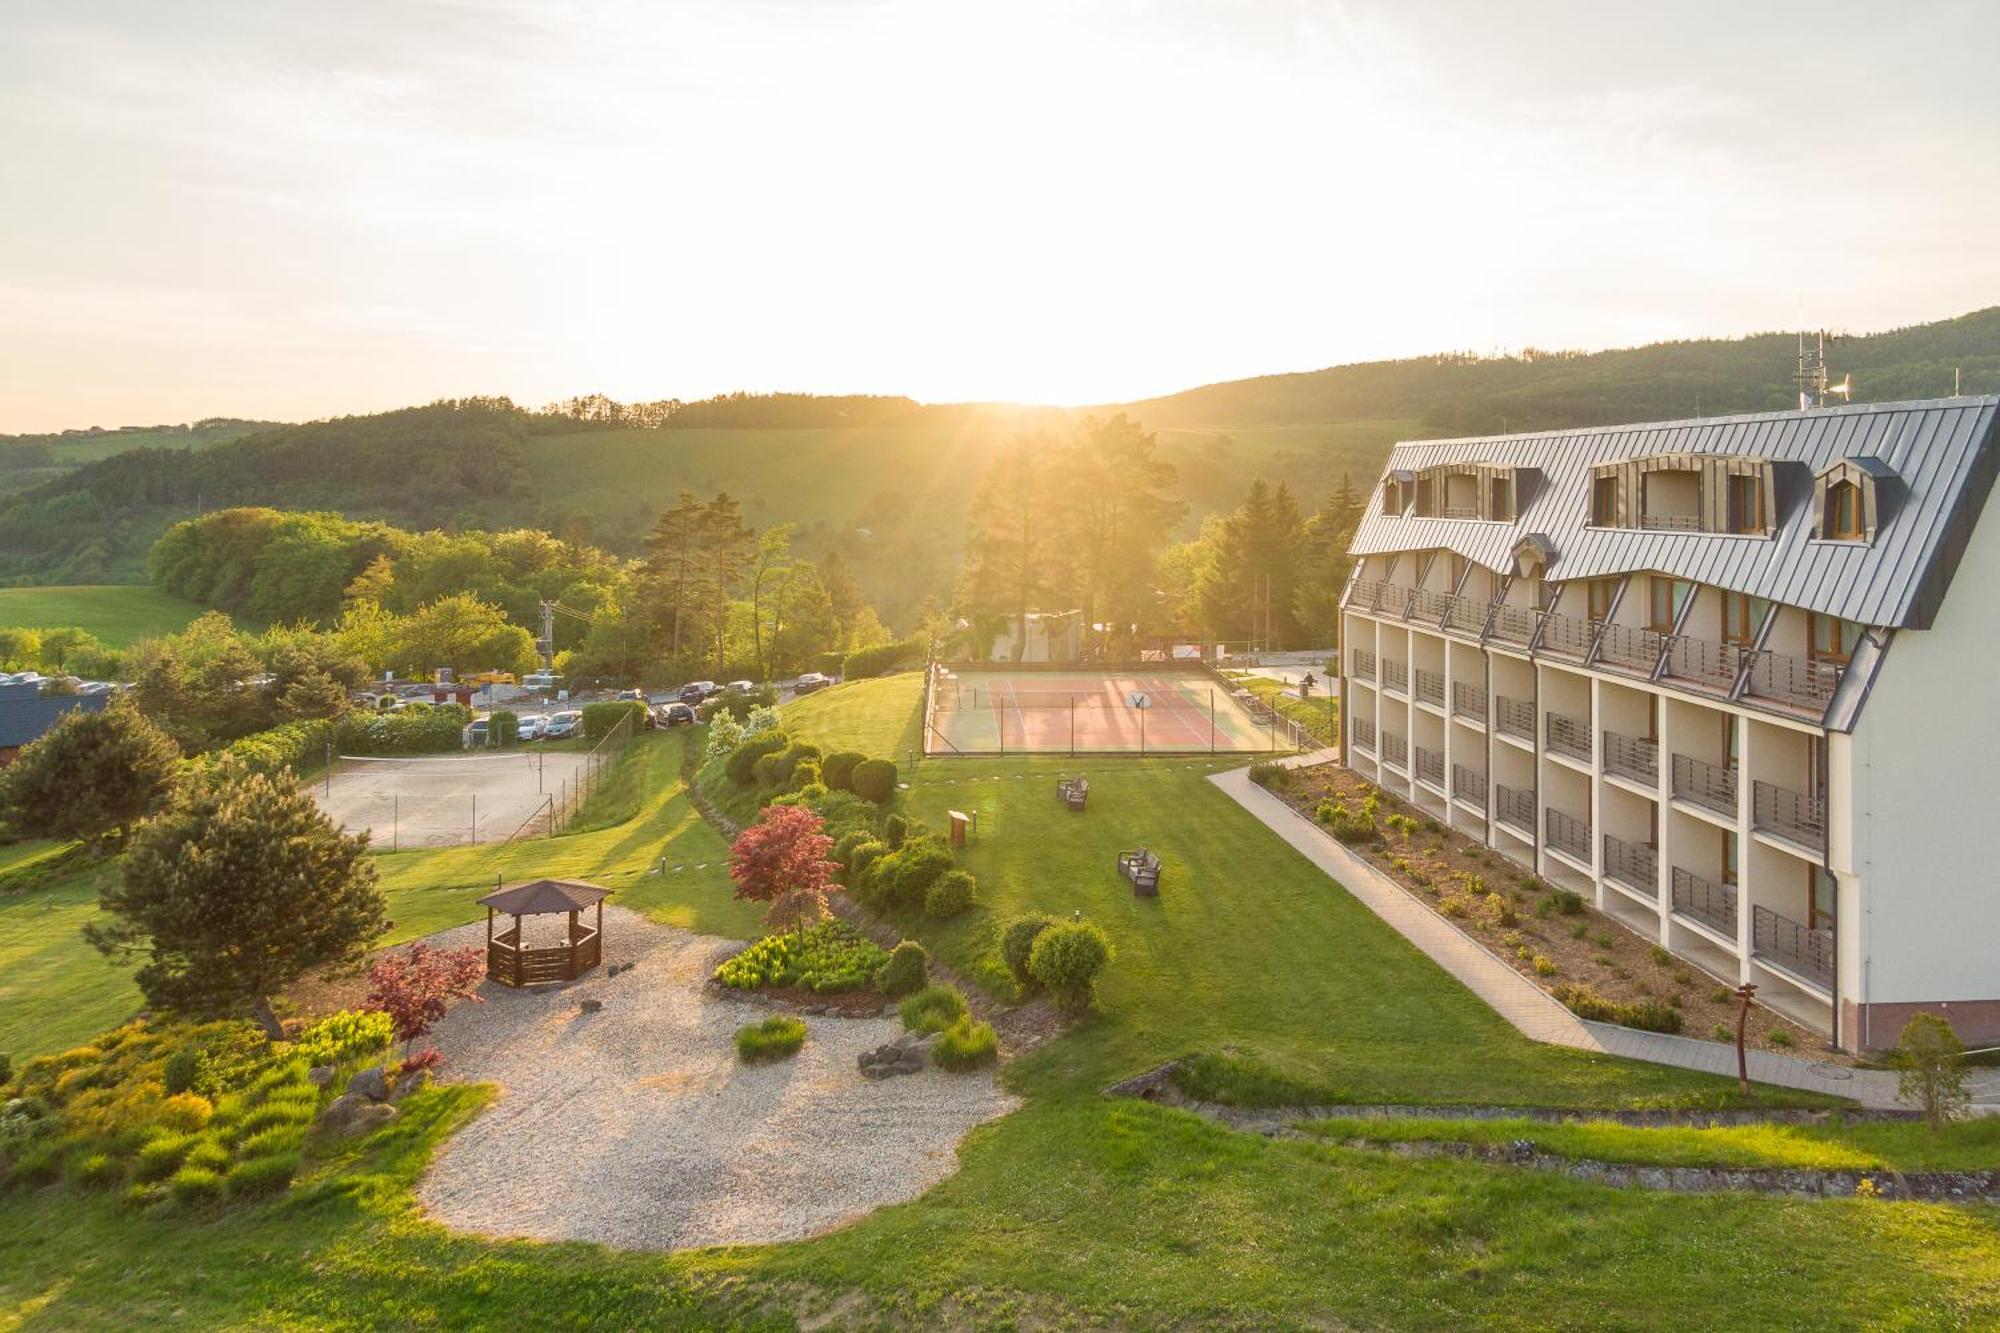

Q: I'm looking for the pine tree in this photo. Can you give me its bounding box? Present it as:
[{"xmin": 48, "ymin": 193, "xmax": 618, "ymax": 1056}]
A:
[{"xmin": 0, "ymin": 699, "xmax": 182, "ymax": 853}]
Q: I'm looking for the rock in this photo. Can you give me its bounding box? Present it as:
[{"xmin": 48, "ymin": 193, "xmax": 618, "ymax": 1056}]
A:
[
  {"xmin": 347, "ymin": 1066, "xmax": 389, "ymax": 1102},
  {"xmin": 317, "ymin": 1091, "xmax": 398, "ymax": 1137},
  {"xmin": 390, "ymin": 1069, "xmax": 432, "ymax": 1102},
  {"xmin": 580, "ymin": 998, "xmax": 604, "ymax": 1014},
  {"xmin": 306, "ymin": 1065, "xmax": 336, "ymax": 1087},
  {"xmin": 804, "ymin": 1004, "xmax": 828, "ymax": 1016}
]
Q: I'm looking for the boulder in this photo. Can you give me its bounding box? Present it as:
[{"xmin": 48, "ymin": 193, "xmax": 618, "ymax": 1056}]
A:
[
  {"xmin": 347, "ymin": 1066, "xmax": 390, "ymax": 1102},
  {"xmin": 317, "ymin": 1091, "xmax": 398, "ymax": 1137},
  {"xmin": 389, "ymin": 1069, "xmax": 433, "ymax": 1102},
  {"xmin": 580, "ymin": 998, "xmax": 604, "ymax": 1014},
  {"xmin": 306, "ymin": 1065, "xmax": 336, "ymax": 1087}
]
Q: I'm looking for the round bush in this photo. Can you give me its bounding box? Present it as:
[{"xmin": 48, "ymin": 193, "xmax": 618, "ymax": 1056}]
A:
[
  {"xmin": 168, "ymin": 1165, "xmax": 225, "ymax": 1205},
  {"xmin": 821, "ymin": 750, "xmax": 865, "ymax": 792},
  {"xmin": 932, "ymin": 1016, "xmax": 998, "ymax": 1071},
  {"xmin": 900, "ymin": 985, "xmax": 970, "ymax": 1035},
  {"xmin": 790, "ymin": 758, "xmax": 822, "ymax": 792},
  {"xmin": 850, "ymin": 758, "xmax": 898, "ymax": 804},
  {"xmin": 224, "ymin": 1152, "xmax": 299, "ymax": 1198},
  {"xmin": 925, "ymin": 870, "xmax": 975, "ymax": 919},
  {"xmin": 1000, "ymin": 914, "xmax": 1058, "ymax": 987},
  {"xmin": 846, "ymin": 839, "xmax": 889, "ymax": 885},
  {"xmin": 1027, "ymin": 921, "xmax": 1115, "ymax": 1017},
  {"xmin": 751, "ymin": 751, "xmax": 785, "ymax": 787},
  {"xmin": 882, "ymin": 839, "xmax": 953, "ymax": 912},
  {"xmin": 875, "ymin": 941, "xmax": 929, "ymax": 998},
  {"xmin": 884, "ymin": 813, "xmax": 909, "ymax": 849},
  {"xmin": 161, "ymin": 1047, "xmax": 201, "ymax": 1096},
  {"xmin": 726, "ymin": 730, "xmax": 791, "ymax": 786},
  {"xmin": 182, "ymin": 1140, "xmax": 231, "ymax": 1174},
  {"xmin": 832, "ymin": 829, "xmax": 872, "ymax": 868},
  {"xmin": 131, "ymin": 1132, "xmax": 195, "ymax": 1183},
  {"xmin": 735, "ymin": 1015, "xmax": 808, "ymax": 1063},
  {"xmin": 158, "ymin": 1091, "xmax": 214, "ymax": 1132}
]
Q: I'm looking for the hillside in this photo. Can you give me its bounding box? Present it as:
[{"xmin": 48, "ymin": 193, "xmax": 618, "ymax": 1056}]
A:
[
  {"xmin": 0, "ymin": 584, "xmax": 210, "ymax": 646},
  {"xmin": 2, "ymin": 306, "xmax": 1995, "ymax": 622}
]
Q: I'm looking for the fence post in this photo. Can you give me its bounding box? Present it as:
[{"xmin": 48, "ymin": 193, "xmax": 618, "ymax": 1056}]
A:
[
  {"xmin": 1070, "ymin": 696, "xmax": 1075, "ymax": 757},
  {"xmin": 470, "ymin": 793, "xmax": 477, "ymax": 846},
  {"xmin": 393, "ymin": 795, "xmax": 399, "ymax": 853},
  {"xmin": 1210, "ymin": 690, "xmax": 1216, "ymax": 754}
]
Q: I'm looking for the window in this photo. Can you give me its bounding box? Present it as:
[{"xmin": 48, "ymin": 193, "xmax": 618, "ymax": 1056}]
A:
[
  {"xmin": 1721, "ymin": 829, "xmax": 1738, "ymax": 886},
  {"xmin": 1824, "ymin": 480, "xmax": 1862, "ymax": 540},
  {"xmin": 1381, "ymin": 481, "xmax": 1401, "ymax": 514},
  {"xmin": 1719, "ymin": 591, "xmax": 1764, "ymax": 647},
  {"xmin": 1489, "ymin": 476, "xmax": 1513, "ymax": 520},
  {"xmin": 1586, "ymin": 578, "xmax": 1617, "ymax": 621},
  {"xmin": 1807, "ymin": 613, "xmax": 1860, "ymax": 665},
  {"xmin": 1591, "ymin": 475, "xmax": 1618, "ymax": 526},
  {"xmin": 1648, "ymin": 577, "xmax": 1690, "ymax": 633},
  {"xmin": 1809, "ymin": 866, "xmax": 1837, "ymax": 931},
  {"xmin": 1726, "ymin": 474, "xmax": 1764, "ymax": 533},
  {"xmin": 1721, "ymin": 715, "xmax": 1739, "ymax": 771},
  {"xmin": 1414, "ymin": 477, "xmax": 1435, "ymax": 516}
]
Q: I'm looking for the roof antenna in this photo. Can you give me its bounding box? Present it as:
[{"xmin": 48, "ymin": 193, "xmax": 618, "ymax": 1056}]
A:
[{"xmin": 1796, "ymin": 329, "xmax": 1852, "ymax": 410}]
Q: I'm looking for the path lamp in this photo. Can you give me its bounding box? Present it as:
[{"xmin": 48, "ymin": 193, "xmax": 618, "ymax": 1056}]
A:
[{"xmin": 1733, "ymin": 983, "xmax": 1759, "ymax": 1092}]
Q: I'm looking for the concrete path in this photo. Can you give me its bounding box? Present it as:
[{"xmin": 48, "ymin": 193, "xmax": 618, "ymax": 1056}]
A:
[{"xmin": 1210, "ymin": 764, "xmax": 1927, "ymax": 1110}]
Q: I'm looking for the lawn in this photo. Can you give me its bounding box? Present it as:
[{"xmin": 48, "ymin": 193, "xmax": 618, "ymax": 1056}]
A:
[
  {"xmin": 779, "ymin": 672, "xmax": 924, "ymax": 760},
  {"xmin": 0, "ymin": 584, "xmax": 212, "ymax": 647},
  {"xmin": 1234, "ymin": 673, "xmax": 1340, "ymax": 747}
]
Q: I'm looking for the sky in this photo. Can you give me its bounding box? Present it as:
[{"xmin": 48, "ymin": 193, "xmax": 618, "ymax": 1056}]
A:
[{"xmin": 3, "ymin": 0, "xmax": 1998, "ymax": 432}]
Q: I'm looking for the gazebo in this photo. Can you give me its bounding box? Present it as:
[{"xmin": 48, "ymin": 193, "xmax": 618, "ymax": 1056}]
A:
[{"xmin": 476, "ymin": 878, "xmax": 612, "ymax": 987}]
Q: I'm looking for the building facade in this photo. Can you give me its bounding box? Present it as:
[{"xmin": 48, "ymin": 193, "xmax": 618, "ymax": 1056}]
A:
[{"xmin": 1338, "ymin": 396, "xmax": 2000, "ymax": 1053}]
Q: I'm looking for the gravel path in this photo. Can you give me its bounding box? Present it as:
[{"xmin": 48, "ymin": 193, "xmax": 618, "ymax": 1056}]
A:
[{"xmin": 416, "ymin": 907, "xmax": 1020, "ymax": 1251}]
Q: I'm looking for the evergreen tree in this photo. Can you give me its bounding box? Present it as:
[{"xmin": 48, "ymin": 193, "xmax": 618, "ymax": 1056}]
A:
[
  {"xmin": 1197, "ymin": 480, "xmax": 1306, "ymax": 649},
  {"xmin": 0, "ymin": 699, "xmax": 182, "ymax": 853},
  {"xmin": 961, "ymin": 439, "xmax": 1064, "ymax": 660},
  {"xmin": 1053, "ymin": 414, "xmax": 1185, "ymax": 653}
]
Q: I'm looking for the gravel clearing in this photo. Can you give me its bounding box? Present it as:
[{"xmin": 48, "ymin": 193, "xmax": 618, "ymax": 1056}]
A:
[{"xmin": 416, "ymin": 907, "xmax": 1020, "ymax": 1251}]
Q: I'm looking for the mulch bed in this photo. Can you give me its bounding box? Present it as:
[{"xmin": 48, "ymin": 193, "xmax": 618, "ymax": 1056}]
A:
[{"xmin": 1263, "ymin": 764, "xmax": 1837, "ymax": 1059}]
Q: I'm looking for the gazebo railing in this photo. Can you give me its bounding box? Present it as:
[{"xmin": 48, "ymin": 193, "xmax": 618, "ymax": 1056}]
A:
[{"xmin": 488, "ymin": 921, "xmax": 602, "ymax": 987}]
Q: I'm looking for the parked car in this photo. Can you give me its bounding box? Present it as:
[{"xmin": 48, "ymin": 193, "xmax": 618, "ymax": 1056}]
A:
[
  {"xmin": 655, "ymin": 702, "xmax": 696, "ymax": 727},
  {"xmin": 791, "ymin": 672, "xmax": 834, "ymax": 696},
  {"xmin": 466, "ymin": 719, "xmax": 489, "ymax": 747},
  {"xmin": 678, "ymin": 680, "xmax": 718, "ymax": 704},
  {"xmin": 522, "ymin": 671, "xmax": 560, "ymax": 691},
  {"xmin": 727, "ymin": 679, "xmax": 757, "ymax": 694},
  {"xmin": 544, "ymin": 709, "xmax": 584, "ymax": 739},
  {"xmin": 617, "ymin": 688, "xmax": 647, "ymax": 703},
  {"xmin": 517, "ymin": 713, "xmax": 549, "ymax": 741}
]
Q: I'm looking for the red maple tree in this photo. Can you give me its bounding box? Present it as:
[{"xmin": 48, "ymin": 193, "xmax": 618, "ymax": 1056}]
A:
[
  {"xmin": 729, "ymin": 805, "xmax": 840, "ymax": 929},
  {"xmin": 364, "ymin": 941, "xmax": 486, "ymax": 1058}
]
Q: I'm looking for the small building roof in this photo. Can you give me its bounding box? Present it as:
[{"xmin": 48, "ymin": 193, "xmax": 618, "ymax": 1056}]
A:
[
  {"xmin": 477, "ymin": 878, "xmax": 614, "ymax": 916},
  {"xmin": 0, "ymin": 688, "xmax": 111, "ymax": 749}
]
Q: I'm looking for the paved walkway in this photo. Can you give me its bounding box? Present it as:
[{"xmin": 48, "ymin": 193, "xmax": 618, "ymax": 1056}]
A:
[{"xmin": 1210, "ymin": 764, "xmax": 1932, "ymax": 1111}]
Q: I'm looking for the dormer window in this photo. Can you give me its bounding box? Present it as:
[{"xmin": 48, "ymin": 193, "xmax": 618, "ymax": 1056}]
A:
[
  {"xmin": 1826, "ymin": 480, "xmax": 1862, "ymax": 539},
  {"xmin": 1726, "ymin": 474, "xmax": 1765, "ymax": 534},
  {"xmin": 1590, "ymin": 475, "xmax": 1617, "ymax": 526},
  {"xmin": 1488, "ymin": 475, "xmax": 1514, "ymax": 521},
  {"xmin": 1640, "ymin": 467, "xmax": 1701, "ymax": 531},
  {"xmin": 1813, "ymin": 457, "xmax": 1893, "ymax": 543}
]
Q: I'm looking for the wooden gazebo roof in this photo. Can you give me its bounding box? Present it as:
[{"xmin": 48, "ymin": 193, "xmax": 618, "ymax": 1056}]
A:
[{"xmin": 477, "ymin": 878, "xmax": 614, "ymax": 917}]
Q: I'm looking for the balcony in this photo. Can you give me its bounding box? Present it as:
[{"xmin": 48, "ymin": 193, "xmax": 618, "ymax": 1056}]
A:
[
  {"xmin": 1752, "ymin": 779, "xmax": 1825, "ymax": 850},
  {"xmin": 1380, "ymin": 659, "xmax": 1408, "ymax": 693},
  {"xmin": 1414, "ymin": 745, "xmax": 1445, "ymax": 790},
  {"xmin": 1452, "ymin": 763, "xmax": 1487, "ymax": 810},
  {"xmin": 1596, "ymin": 622, "xmax": 1664, "ymax": 674},
  {"xmin": 1350, "ymin": 716, "xmax": 1376, "ymax": 753},
  {"xmin": 1413, "ymin": 667, "xmax": 1445, "ymax": 708},
  {"xmin": 1381, "ymin": 732, "xmax": 1408, "ymax": 768},
  {"xmin": 1443, "ymin": 595, "xmax": 1488, "ymax": 636},
  {"xmin": 1408, "ymin": 588, "xmax": 1452, "ymax": 622},
  {"xmin": 1537, "ymin": 611, "xmax": 1597, "ymax": 658},
  {"xmin": 1663, "ymin": 635, "xmax": 1745, "ymax": 692},
  {"xmin": 1640, "ymin": 513, "xmax": 1702, "ymax": 532},
  {"xmin": 1452, "ymin": 681, "xmax": 1488, "ymax": 722},
  {"xmin": 1495, "ymin": 785, "xmax": 1535, "ymax": 835},
  {"xmin": 1350, "ymin": 648, "xmax": 1377, "ymax": 681},
  {"xmin": 1671, "ymin": 867, "xmax": 1737, "ymax": 936},
  {"xmin": 1602, "ymin": 834, "xmax": 1658, "ymax": 896},
  {"xmin": 1671, "ymin": 754, "xmax": 1737, "ymax": 818},
  {"xmin": 1752, "ymin": 904, "xmax": 1834, "ymax": 990},
  {"xmin": 1602, "ymin": 730, "xmax": 1659, "ymax": 786},
  {"xmin": 1489, "ymin": 604, "xmax": 1537, "ymax": 645},
  {"xmin": 1546, "ymin": 711, "xmax": 1592, "ymax": 763},
  {"xmin": 1545, "ymin": 807, "xmax": 1592, "ymax": 863},
  {"xmin": 1744, "ymin": 650, "xmax": 1843, "ymax": 712},
  {"xmin": 1441, "ymin": 505, "xmax": 1482, "ymax": 520},
  {"xmin": 1493, "ymin": 696, "xmax": 1535, "ymax": 742}
]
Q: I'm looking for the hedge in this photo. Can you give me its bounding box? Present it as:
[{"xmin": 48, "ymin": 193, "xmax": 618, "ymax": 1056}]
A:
[
  {"xmin": 486, "ymin": 711, "xmax": 520, "ymax": 747},
  {"xmin": 841, "ymin": 634, "xmax": 925, "ymax": 680},
  {"xmin": 582, "ymin": 700, "xmax": 646, "ymax": 740},
  {"xmin": 821, "ymin": 750, "xmax": 865, "ymax": 792},
  {"xmin": 203, "ymin": 718, "xmax": 336, "ymax": 777},
  {"xmin": 334, "ymin": 705, "xmax": 470, "ymax": 756},
  {"xmin": 726, "ymin": 730, "xmax": 792, "ymax": 785}
]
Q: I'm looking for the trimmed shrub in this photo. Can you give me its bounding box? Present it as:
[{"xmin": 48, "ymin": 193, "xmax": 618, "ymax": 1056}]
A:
[
  {"xmin": 925, "ymin": 869, "xmax": 975, "ymax": 919},
  {"xmin": 900, "ymin": 985, "xmax": 970, "ymax": 1035},
  {"xmin": 751, "ymin": 751, "xmax": 785, "ymax": 788},
  {"xmin": 790, "ymin": 758, "xmax": 822, "ymax": 791},
  {"xmin": 821, "ymin": 750, "xmax": 865, "ymax": 792},
  {"xmin": 884, "ymin": 813, "xmax": 909, "ymax": 850},
  {"xmin": 161, "ymin": 1047, "xmax": 201, "ymax": 1096},
  {"xmin": 334, "ymin": 704, "xmax": 470, "ymax": 756},
  {"xmin": 850, "ymin": 758, "xmax": 898, "ymax": 804},
  {"xmin": 842, "ymin": 634, "xmax": 924, "ymax": 680},
  {"xmin": 1027, "ymin": 921, "xmax": 1115, "ymax": 1017},
  {"xmin": 582, "ymin": 699, "xmax": 646, "ymax": 740},
  {"xmin": 735, "ymin": 1015, "xmax": 808, "ymax": 1063},
  {"xmin": 158, "ymin": 1091, "xmax": 214, "ymax": 1132},
  {"xmin": 206, "ymin": 718, "xmax": 336, "ymax": 779},
  {"xmin": 486, "ymin": 710, "xmax": 520, "ymax": 746},
  {"xmin": 1551, "ymin": 983, "xmax": 1683, "ymax": 1034},
  {"xmin": 131, "ymin": 1133, "xmax": 196, "ymax": 1183},
  {"xmin": 292, "ymin": 1010, "xmax": 395, "ymax": 1068},
  {"xmin": 846, "ymin": 839, "xmax": 890, "ymax": 889},
  {"xmin": 1001, "ymin": 914, "xmax": 1058, "ymax": 987},
  {"xmin": 237, "ymin": 1124, "xmax": 309, "ymax": 1160},
  {"xmin": 932, "ymin": 1017, "xmax": 999, "ymax": 1071},
  {"xmin": 224, "ymin": 1152, "xmax": 299, "ymax": 1197},
  {"xmin": 726, "ymin": 730, "xmax": 792, "ymax": 786},
  {"xmin": 1551, "ymin": 888, "xmax": 1586, "ymax": 916},
  {"xmin": 713, "ymin": 922, "xmax": 890, "ymax": 993},
  {"xmin": 232, "ymin": 1101, "xmax": 316, "ymax": 1142},
  {"xmin": 876, "ymin": 941, "xmax": 929, "ymax": 998},
  {"xmin": 168, "ymin": 1165, "xmax": 225, "ymax": 1205},
  {"xmin": 879, "ymin": 838, "xmax": 953, "ymax": 912},
  {"xmin": 183, "ymin": 1140, "xmax": 231, "ymax": 1174},
  {"xmin": 832, "ymin": 829, "xmax": 873, "ymax": 868}
]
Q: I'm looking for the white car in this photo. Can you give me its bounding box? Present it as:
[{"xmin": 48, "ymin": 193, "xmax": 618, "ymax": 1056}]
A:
[
  {"xmin": 543, "ymin": 710, "xmax": 584, "ymax": 740},
  {"xmin": 727, "ymin": 679, "xmax": 757, "ymax": 694},
  {"xmin": 517, "ymin": 713, "xmax": 549, "ymax": 741}
]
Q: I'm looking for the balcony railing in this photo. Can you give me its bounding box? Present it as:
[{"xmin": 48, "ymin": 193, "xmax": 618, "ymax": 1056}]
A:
[
  {"xmin": 1452, "ymin": 681, "xmax": 1488, "ymax": 722},
  {"xmin": 1752, "ymin": 779, "xmax": 1825, "ymax": 849},
  {"xmin": 1545, "ymin": 807, "xmax": 1592, "ymax": 862},
  {"xmin": 1596, "ymin": 622, "xmax": 1664, "ymax": 674},
  {"xmin": 1602, "ymin": 730, "xmax": 1659, "ymax": 785},
  {"xmin": 1546, "ymin": 710, "xmax": 1592, "ymax": 762},
  {"xmin": 1744, "ymin": 650, "xmax": 1843, "ymax": 712},
  {"xmin": 1602, "ymin": 834, "xmax": 1658, "ymax": 895},
  {"xmin": 1381, "ymin": 732, "xmax": 1407, "ymax": 768},
  {"xmin": 1408, "ymin": 588, "xmax": 1452, "ymax": 622},
  {"xmin": 1350, "ymin": 716, "xmax": 1376, "ymax": 752},
  {"xmin": 1752, "ymin": 904, "xmax": 1834, "ymax": 989},
  {"xmin": 1413, "ymin": 667, "xmax": 1445, "ymax": 707},
  {"xmin": 1350, "ymin": 648, "xmax": 1377, "ymax": 681},
  {"xmin": 1495, "ymin": 784, "xmax": 1536, "ymax": 834},
  {"xmin": 1671, "ymin": 753, "xmax": 1738, "ymax": 817},
  {"xmin": 1671, "ymin": 867, "xmax": 1737, "ymax": 936},
  {"xmin": 1493, "ymin": 696, "xmax": 1535, "ymax": 741},
  {"xmin": 1537, "ymin": 612, "xmax": 1598, "ymax": 658},
  {"xmin": 1663, "ymin": 635, "xmax": 1746, "ymax": 692},
  {"xmin": 1640, "ymin": 513, "xmax": 1702, "ymax": 532},
  {"xmin": 1489, "ymin": 605, "xmax": 1537, "ymax": 645},
  {"xmin": 1441, "ymin": 505, "xmax": 1482, "ymax": 520},
  {"xmin": 1443, "ymin": 595, "xmax": 1488, "ymax": 635},
  {"xmin": 1346, "ymin": 578, "xmax": 1386, "ymax": 611},
  {"xmin": 1381, "ymin": 659, "xmax": 1408, "ymax": 693},
  {"xmin": 1414, "ymin": 745, "xmax": 1445, "ymax": 789},
  {"xmin": 1452, "ymin": 763, "xmax": 1487, "ymax": 809}
]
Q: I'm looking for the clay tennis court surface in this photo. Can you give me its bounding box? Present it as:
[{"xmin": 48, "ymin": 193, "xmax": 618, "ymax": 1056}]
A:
[{"xmin": 926, "ymin": 666, "xmax": 1284, "ymax": 755}]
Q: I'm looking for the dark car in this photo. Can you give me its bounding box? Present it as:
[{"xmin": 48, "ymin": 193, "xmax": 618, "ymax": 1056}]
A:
[
  {"xmin": 656, "ymin": 702, "xmax": 696, "ymax": 727},
  {"xmin": 791, "ymin": 672, "xmax": 834, "ymax": 696}
]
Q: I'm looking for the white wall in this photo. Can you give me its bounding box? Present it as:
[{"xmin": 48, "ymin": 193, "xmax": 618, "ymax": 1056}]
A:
[{"xmin": 1841, "ymin": 500, "xmax": 2000, "ymax": 1014}]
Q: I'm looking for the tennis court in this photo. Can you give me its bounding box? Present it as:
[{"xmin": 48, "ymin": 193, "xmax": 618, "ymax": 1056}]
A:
[
  {"xmin": 924, "ymin": 664, "xmax": 1302, "ymax": 756},
  {"xmin": 315, "ymin": 750, "xmax": 598, "ymax": 849}
]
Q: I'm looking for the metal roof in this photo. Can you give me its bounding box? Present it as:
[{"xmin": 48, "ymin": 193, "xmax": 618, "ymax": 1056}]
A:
[
  {"xmin": 478, "ymin": 878, "xmax": 614, "ymax": 916},
  {"xmin": 1347, "ymin": 395, "xmax": 2000, "ymax": 629},
  {"xmin": 0, "ymin": 688, "xmax": 110, "ymax": 749}
]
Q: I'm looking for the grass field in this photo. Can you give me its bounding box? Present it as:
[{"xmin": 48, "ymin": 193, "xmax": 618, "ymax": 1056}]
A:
[
  {"xmin": 778, "ymin": 673, "xmax": 926, "ymax": 760},
  {"xmin": 0, "ymin": 584, "xmax": 211, "ymax": 646},
  {"xmin": 1234, "ymin": 673, "xmax": 1341, "ymax": 747}
]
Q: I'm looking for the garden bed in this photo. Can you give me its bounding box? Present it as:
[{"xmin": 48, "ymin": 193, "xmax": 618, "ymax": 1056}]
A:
[{"xmin": 1263, "ymin": 764, "xmax": 1835, "ymax": 1057}]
